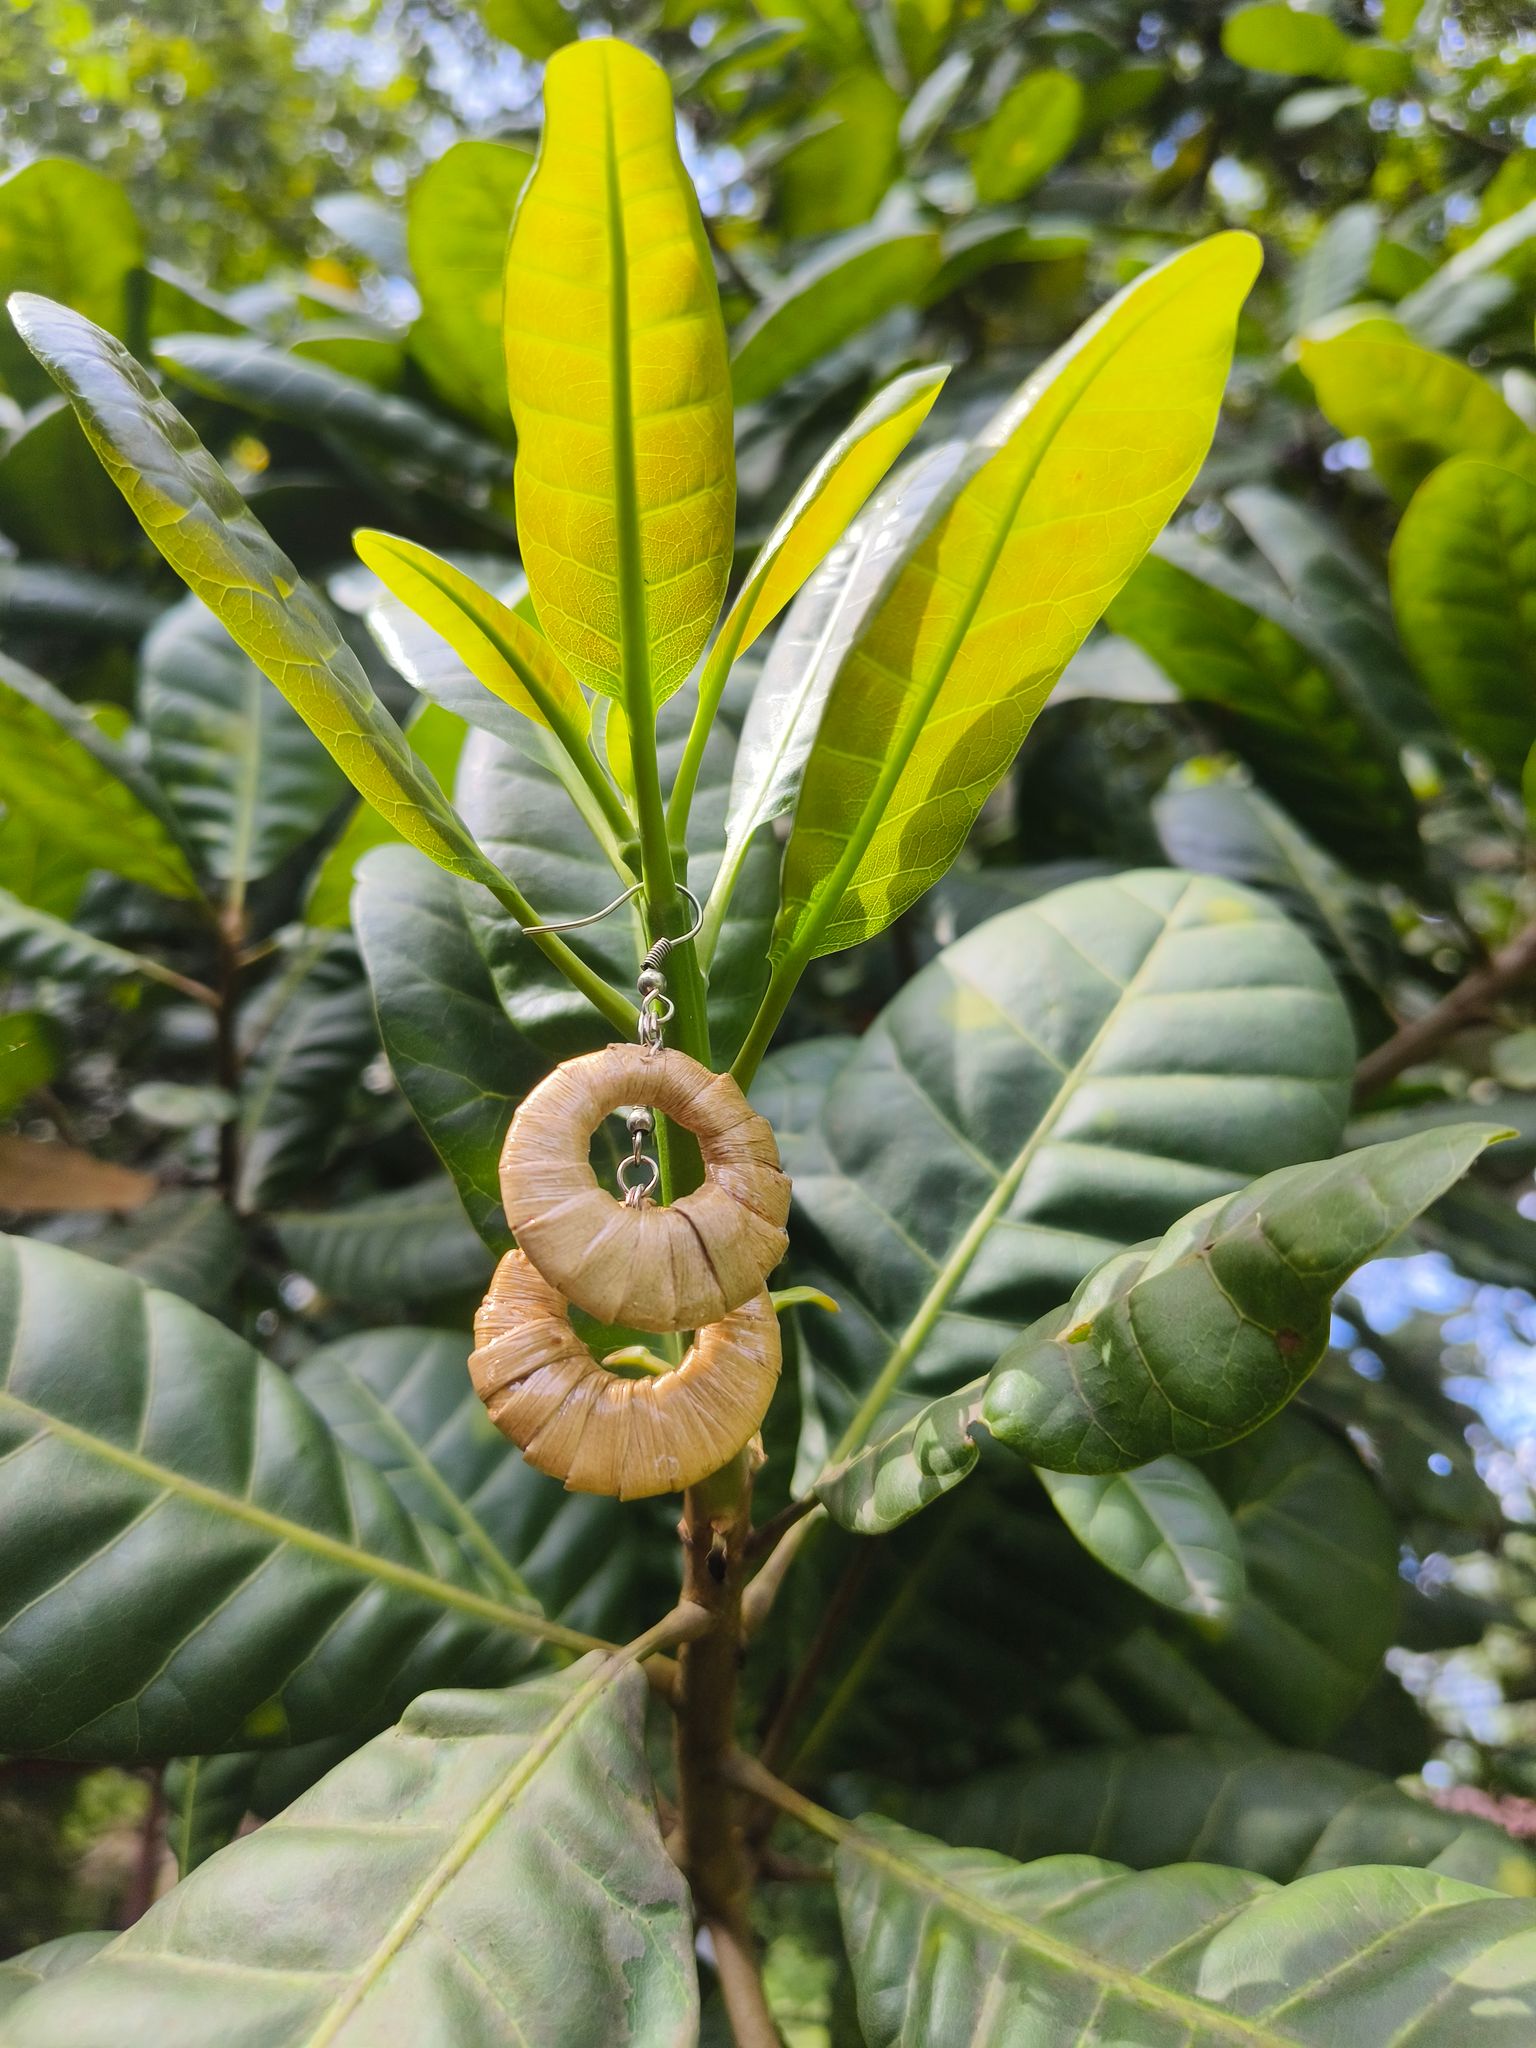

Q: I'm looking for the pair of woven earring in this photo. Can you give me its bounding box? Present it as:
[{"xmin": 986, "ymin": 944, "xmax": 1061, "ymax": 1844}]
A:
[{"xmin": 468, "ymin": 893, "xmax": 791, "ymax": 1500}]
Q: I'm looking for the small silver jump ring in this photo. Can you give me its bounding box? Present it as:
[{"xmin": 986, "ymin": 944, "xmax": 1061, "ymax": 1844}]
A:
[{"xmin": 616, "ymin": 1153, "xmax": 660, "ymax": 1202}]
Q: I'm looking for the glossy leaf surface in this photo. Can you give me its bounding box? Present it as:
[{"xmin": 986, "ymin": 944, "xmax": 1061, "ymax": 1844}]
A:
[
  {"xmin": 274, "ymin": 1177, "xmax": 495, "ymax": 1307},
  {"xmin": 0, "ymin": 1234, "xmax": 580, "ymax": 1760},
  {"xmin": 353, "ymin": 845, "xmax": 542, "ymax": 1246},
  {"xmin": 296, "ymin": 1328, "xmax": 649, "ymax": 1641},
  {"xmin": 503, "ymin": 39, "xmax": 734, "ymax": 707},
  {"xmin": 908, "ymin": 1735, "xmax": 1536, "ymax": 1894},
  {"xmin": 984, "ymin": 1125, "xmax": 1502, "ymax": 1473},
  {"xmin": 6, "ymin": 1661, "xmax": 698, "ymax": 2048},
  {"xmin": 139, "ymin": 596, "xmax": 345, "ymax": 896},
  {"xmin": 782, "ymin": 870, "xmax": 1352, "ymax": 1464},
  {"xmin": 773, "ymin": 233, "xmax": 1260, "ymax": 966},
  {"xmin": 730, "ymin": 226, "xmax": 941, "ymax": 406},
  {"xmin": 1037, "ymin": 1458, "xmax": 1245, "ymax": 1622},
  {"xmin": 304, "ymin": 702, "xmax": 467, "ymax": 930},
  {"xmin": 1108, "ymin": 539, "xmax": 1418, "ymax": 875},
  {"xmin": 835, "ymin": 1814, "xmax": 1536, "ymax": 2045}
]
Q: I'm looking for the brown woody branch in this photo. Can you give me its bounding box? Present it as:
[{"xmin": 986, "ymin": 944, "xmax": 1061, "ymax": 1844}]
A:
[{"xmin": 1353, "ymin": 917, "xmax": 1536, "ymax": 1104}]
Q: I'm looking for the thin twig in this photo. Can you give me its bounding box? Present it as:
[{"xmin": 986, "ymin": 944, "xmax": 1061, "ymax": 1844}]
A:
[
  {"xmin": 1354, "ymin": 917, "xmax": 1536, "ymax": 1102},
  {"xmin": 744, "ymin": 1494, "xmax": 817, "ymax": 1562},
  {"xmin": 707, "ymin": 1913, "xmax": 784, "ymax": 2048},
  {"xmin": 756, "ymin": 1542, "xmax": 876, "ymax": 1778},
  {"xmin": 741, "ymin": 1507, "xmax": 824, "ymax": 1638}
]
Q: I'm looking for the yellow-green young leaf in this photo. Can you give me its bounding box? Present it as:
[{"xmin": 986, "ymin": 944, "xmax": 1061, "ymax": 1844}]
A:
[
  {"xmin": 503, "ymin": 38, "xmax": 735, "ymax": 709},
  {"xmin": 773, "ymin": 232, "xmax": 1261, "ymax": 971},
  {"xmin": 1298, "ymin": 315, "xmax": 1536, "ymax": 501},
  {"xmin": 304, "ymin": 703, "xmax": 468, "ymax": 929},
  {"xmin": 968, "ymin": 70, "xmax": 1084, "ymax": 206},
  {"xmin": 716, "ymin": 366, "xmax": 948, "ymax": 671},
  {"xmin": 730, "ymin": 227, "xmax": 942, "ymax": 407},
  {"xmin": 353, "ymin": 531, "xmax": 588, "ymax": 736},
  {"xmin": 1221, "ymin": 1, "xmax": 1353, "ymax": 78},
  {"xmin": 478, "ymin": 0, "xmax": 575, "ymax": 61},
  {"xmin": 8, "ymin": 294, "xmax": 507, "ymax": 900},
  {"xmin": 0, "ymin": 654, "xmax": 201, "ymax": 901},
  {"xmin": 407, "ymin": 139, "xmax": 532, "ymax": 436}
]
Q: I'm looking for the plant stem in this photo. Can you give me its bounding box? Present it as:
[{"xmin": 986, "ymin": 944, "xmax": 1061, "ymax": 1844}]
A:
[
  {"xmin": 1354, "ymin": 916, "xmax": 1536, "ymax": 1102},
  {"xmin": 213, "ymin": 905, "xmax": 244, "ymax": 1201},
  {"xmin": 724, "ymin": 1751, "xmax": 847, "ymax": 1845},
  {"xmin": 730, "ymin": 945, "xmax": 804, "ymax": 1092},
  {"xmin": 667, "ymin": 632, "xmax": 735, "ymax": 849},
  {"xmin": 707, "ymin": 1912, "xmax": 784, "ymax": 2048},
  {"xmin": 673, "ymin": 1451, "xmax": 763, "ymax": 2016}
]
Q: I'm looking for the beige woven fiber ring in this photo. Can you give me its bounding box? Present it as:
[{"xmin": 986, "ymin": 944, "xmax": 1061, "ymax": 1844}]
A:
[
  {"xmin": 499, "ymin": 1043, "xmax": 790, "ymax": 1334},
  {"xmin": 470, "ymin": 1251, "xmax": 782, "ymax": 1499}
]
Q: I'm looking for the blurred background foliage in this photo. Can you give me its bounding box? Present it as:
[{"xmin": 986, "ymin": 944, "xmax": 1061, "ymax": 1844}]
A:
[{"xmin": 5, "ymin": 0, "xmax": 1536, "ymax": 2027}]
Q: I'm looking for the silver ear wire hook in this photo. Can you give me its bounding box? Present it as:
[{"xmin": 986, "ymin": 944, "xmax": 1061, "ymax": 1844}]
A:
[
  {"xmin": 518, "ymin": 882, "xmax": 702, "ymax": 952},
  {"xmin": 520, "ymin": 883, "xmax": 703, "ymax": 1059}
]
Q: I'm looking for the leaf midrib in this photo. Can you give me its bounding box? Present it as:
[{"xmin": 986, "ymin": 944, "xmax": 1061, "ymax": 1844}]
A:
[
  {"xmin": 785, "ymin": 255, "xmax": 1190, "ymax": 970},
  {"xmin": 302, "ymin": 1660, "xmax": 624, "ymax": 2047},
  {"xmin": 319, "ymin": 1362, "xmax": 532, "ymax": 1605},
  {"xmin": 843, "ymin": 1823, "xmax": 1298, "ymax": 2047},
  {"xmin": 0, "ymin": 1385, "xmax": 599, "ymax": 1657}
]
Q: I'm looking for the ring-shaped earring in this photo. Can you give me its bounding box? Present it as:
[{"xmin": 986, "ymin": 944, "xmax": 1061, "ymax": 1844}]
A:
[
  {"xmin": 499, "ymin": 1043, "xmax": 790, "ymax": 1334},
  {"xmin": 470, "ymin": 1251, "xmax": 781, "ymax": 1499}
]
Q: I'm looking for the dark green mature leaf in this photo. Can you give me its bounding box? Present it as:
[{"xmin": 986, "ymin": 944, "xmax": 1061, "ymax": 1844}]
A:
[
  {"xmin": 235, "ymin": 933, "xmax": 377, "ymax": 1212},
  {"xmin": 0, "ymin": 889, "xmax": 205, "ymax": 1000},
  {"xmin": 5, "ymin": 1661, "xmax": 699, "ymax": 2048},
  {"xmin": 1108, "ymin": 539, "xmax": 1419, "ymax": 875},
  {"xmin": 1224, "ymin": 485, "xmax": 1441, "ymax": 752},
  {"xmin": 62, "ymin": 1191, "xmax": 243, "ymax": 1315},
  {"xmin": 1154, "ymin": 761, "xmax": 1396, "ymax": 1001},
  {"xmin": 1149, "ymin": 1412, "xmax": 1399, "ymax": 1747},
  {"xmin": 273, "ymin": 1176, "xmax": 495, "ymax": 1307},
  {"xmin": 906, "ymin": 1735, "xmax": 1536, "ymax": 1894},
  {"xmin": 834, "ymin": 1813, "xmax": 1536, "ymax": 2045},
  {"xmin": 296, "ymin": 1328, "xmax": 651, "ymax": 1641},
  {"xmin": 408, "ymin": 140, "xmax": 531, "ymax": 436},
  {"xmin": 0, "ymin": 653, "xmax": 201, "ymax": 900},
  {"xmin": 163, "ymin": 1752, "xmax": 260, "ymax": 1876},
  {"xmin": 0, "ymin": 1233, "xmax": 587, "ymax": 1761},
  {"xmin": 7, "ymin": 296, "xmax": 508, "ymax": 901},
  {"xmin": 730, "ymin": 225, "xmax": 941, "ymax": 406},
  {"xmin": 138, "ymin": 596, "xmax": 346, "ymax": 896},
  {"xmin": 1037, "ymin": 1459, "xmax": 1245, "ymax": 1623},
  {"xmin": 0, "ymin": 1936, "xmax": 114, "ymax": 2020},
  {"xmin": 984, "ymin": 1125, "xmax": 1502, "ymax": 1473},
  {"xmin": 353, "ymin": 845, "xmax": 539, "ymax": 1247},
  {"xmin": 0, "ymin": 158, "xmax": 143, "ymax": 404},
  {"xmin": 1285, "ymin": 202, "xmax": 1380, "ymax": 334},
  {"xmin": 783, "ymin": 870, "xmax": 1353, "ymax": 1469},
  {"xmin": 1391, "ymin": 457, "xmax": 1536, "ymax": 782},
  {"xmin": 0, "ymin": 399, "xmax": 137, "ymax": 565},
  {"xmin": 0, "ymin": 560, "xmax": 163, "ymax": 641},
  {"xmin": 153, "ymin": 332, "xmax": 513, "ymax": 490}
]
